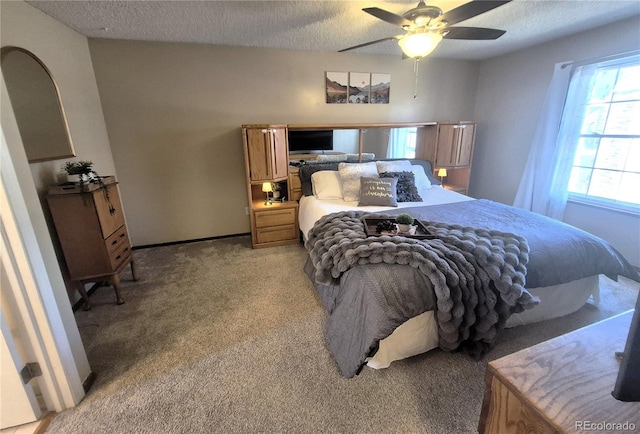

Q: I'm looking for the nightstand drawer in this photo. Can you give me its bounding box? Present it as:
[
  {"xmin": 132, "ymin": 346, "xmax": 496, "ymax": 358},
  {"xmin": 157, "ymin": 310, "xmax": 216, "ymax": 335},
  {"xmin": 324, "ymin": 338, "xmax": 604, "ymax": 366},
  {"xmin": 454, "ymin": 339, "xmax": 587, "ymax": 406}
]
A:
[
  {"xmin": 105, "ymin": 225, "xmax": 129, "ymax": 256},
  {"xmin": 109, "ymin": 240, "xmax": 132, "ymax": 270},
  {"xmin": 256, "ymin": 225, "xmax": 297, "ymax": 244},
  {"xmin": 254, "ymin": 207, "xmax": 296, "ymax": 228}
]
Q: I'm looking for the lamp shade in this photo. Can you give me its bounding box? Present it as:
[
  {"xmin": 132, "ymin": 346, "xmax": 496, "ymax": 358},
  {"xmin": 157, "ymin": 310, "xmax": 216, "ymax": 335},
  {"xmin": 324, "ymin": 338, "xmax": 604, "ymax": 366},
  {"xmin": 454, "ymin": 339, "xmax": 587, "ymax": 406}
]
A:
[
  {"xmin": 437, "ymin": 168, "xmax": 448, "ymax": 177},
  {"xmin": 398, "ymin": 31, "xmax": 443, "ymax": 59},
  {"xmin": 262, "ymin": 182, "xmax": 273, "ymax": 193}
]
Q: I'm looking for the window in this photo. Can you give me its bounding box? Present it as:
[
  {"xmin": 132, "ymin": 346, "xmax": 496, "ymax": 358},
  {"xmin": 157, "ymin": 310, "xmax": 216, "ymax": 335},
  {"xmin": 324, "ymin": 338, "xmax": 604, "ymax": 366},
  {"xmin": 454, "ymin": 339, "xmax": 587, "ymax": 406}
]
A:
[
  {"xmin": 387, "ymin": 127, "xmax": 417, "ymax": 158},
  {"xmin": 567, "ymin": 56, "xmax": 640, "ymax": 213}
]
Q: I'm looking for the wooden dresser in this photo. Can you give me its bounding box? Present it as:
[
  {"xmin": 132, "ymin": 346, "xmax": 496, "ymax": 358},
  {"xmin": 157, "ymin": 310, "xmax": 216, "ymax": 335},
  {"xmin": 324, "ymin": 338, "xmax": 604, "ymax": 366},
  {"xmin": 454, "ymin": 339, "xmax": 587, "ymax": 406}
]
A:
[
  {"xmin": 479, "ymin": 311, "xmax": 639, "ymax": 433},
  {"xmin": 47, "ymin": 180, "xmax": 137, "ymax": 308}
]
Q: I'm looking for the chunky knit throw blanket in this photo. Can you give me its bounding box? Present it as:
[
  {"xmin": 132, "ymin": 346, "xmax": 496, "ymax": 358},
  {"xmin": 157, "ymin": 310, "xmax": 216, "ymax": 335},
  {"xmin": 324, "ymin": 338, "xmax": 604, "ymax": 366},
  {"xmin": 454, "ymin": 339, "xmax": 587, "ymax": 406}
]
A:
[{"xmin": 305, "ymin": 211, "xmax": 539, "ymax": 353}]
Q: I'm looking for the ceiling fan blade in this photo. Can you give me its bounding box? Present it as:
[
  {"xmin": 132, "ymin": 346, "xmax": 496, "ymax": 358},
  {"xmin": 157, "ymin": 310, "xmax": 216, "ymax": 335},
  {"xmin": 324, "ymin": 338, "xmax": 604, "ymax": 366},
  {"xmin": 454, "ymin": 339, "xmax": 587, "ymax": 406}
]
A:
[
  {"xmin": 442, "ymin": 27, "xmax": 506, "ymax": 40},
  {"xmin": 363, "ymin": 7, "xmax": 413, "ymax": 28},
  {"xmin": 440, "ymin": 1, "xmax": 511, "ymax": 26},
  {"xmin": 339, "ymin": 35, "xmax": 402, "ymax": 53}
]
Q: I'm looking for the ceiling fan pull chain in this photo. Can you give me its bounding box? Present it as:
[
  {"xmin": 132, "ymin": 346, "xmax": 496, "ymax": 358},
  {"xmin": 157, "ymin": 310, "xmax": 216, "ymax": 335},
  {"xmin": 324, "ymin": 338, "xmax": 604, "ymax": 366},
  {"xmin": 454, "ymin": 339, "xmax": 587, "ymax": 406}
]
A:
[{"xmin": 413, "ymin": 58, "xmax": 420, "ymax": 99}]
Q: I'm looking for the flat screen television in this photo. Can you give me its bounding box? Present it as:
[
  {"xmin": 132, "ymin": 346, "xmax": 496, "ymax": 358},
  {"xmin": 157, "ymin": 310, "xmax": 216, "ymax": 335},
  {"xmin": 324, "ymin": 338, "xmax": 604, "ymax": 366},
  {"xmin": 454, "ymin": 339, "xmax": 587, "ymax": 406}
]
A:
[{"xmin": 288, "ymin": 130, "xmax": 333, "ymax": 153}]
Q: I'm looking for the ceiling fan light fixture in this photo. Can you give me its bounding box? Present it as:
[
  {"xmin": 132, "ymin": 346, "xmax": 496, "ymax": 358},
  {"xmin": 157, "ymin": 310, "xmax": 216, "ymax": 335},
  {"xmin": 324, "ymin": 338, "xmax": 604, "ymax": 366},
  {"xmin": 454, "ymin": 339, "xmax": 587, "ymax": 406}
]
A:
[{"xmin": 398, "ymin": 31, "xmax": 442, "ymax": 59}]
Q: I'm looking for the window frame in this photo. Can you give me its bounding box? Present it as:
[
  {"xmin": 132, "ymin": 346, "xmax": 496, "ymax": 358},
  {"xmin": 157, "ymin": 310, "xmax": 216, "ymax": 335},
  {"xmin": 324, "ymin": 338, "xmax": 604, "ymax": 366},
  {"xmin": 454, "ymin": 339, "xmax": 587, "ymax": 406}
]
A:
[{"xmin": 566, "ymin": 54, "xmax": 640, "ymax": 215}]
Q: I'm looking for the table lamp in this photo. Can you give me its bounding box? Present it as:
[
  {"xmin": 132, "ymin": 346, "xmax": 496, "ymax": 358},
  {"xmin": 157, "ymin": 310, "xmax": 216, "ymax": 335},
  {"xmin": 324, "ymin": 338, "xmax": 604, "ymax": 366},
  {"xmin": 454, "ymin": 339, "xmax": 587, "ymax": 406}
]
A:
[
  {"xmin": 262, "ymin": 182, "xmax": 273, "ymax": 206},
  {"xmin": 437, "ymin": 168, "xmax": 447, "ymax": 185}
]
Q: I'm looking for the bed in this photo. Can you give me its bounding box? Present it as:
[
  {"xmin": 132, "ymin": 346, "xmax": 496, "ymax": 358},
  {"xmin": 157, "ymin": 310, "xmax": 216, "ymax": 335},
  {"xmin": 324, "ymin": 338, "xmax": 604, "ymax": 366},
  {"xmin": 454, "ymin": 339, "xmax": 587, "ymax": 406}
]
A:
[{"xmin": 298, "ymin": 159, "xmax": 640, "ymax": 378}]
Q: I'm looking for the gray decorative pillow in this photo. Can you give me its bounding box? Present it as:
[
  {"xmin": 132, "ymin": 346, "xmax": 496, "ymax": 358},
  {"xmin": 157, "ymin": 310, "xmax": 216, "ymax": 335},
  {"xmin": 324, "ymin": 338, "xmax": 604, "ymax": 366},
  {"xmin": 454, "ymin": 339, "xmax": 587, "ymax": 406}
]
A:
[
  {"xmin": 379, "ymin": 171, "xmax": 423, "ymax": 202},
  {"xmin": 338, "ymin": 161, "xmax": 378, "ymax": 202},
  {"xmin": 358, "ymin": 177, "xmax": 398, "ymax": 207}
]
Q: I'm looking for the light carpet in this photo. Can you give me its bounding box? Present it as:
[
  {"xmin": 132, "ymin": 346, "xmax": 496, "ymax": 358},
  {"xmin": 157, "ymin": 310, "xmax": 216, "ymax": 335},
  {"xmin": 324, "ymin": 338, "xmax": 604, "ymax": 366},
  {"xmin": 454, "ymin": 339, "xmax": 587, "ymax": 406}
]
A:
[{"xmin": 46, "ymin": 235, "xmax": 639, "ymax": 433}]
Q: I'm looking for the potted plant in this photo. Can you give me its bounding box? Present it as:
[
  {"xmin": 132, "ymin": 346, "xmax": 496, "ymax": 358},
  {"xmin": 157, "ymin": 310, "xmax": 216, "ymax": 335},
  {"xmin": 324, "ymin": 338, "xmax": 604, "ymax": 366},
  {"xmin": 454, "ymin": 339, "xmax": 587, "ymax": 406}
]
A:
[
  {"xmin": 62, "ymin": 160, "xmax": 112, "ymax": 204},
  {"xmin": 396, "ymin": 213, "xmax": 415, "ymax": 233},
  {"xmin": 63, "ymin": 160, "xmax": 96, "ymax": 184},
  {"xmin": 271, "ymin": 182, "xmax": 282, "ymax": 199}
]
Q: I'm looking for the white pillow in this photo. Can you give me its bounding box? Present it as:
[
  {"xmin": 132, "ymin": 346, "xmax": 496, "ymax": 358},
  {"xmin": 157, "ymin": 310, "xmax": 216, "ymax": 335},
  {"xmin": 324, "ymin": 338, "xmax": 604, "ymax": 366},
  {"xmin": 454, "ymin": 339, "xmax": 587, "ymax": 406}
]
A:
[
  {"xmin": 411, "ymin": 165, "xmax": 432, "ymax": 190},
  {"xmin": 347, "ymin": 152, "xmax": 376, "ymax": 162},
  {"xmin": 376, "ymin": 160, "xmax": 413, "ymax": 174},
  {"xmin": 316, "ymin": 154, "xmax": 348, "ymax": 163},
  {"xmin": 311, "ymin": 171, "xmax": 343, "ymax": 200},
  {"xmin": 338, "ymin": 162, "xmax": 378, "ymax": 202}
]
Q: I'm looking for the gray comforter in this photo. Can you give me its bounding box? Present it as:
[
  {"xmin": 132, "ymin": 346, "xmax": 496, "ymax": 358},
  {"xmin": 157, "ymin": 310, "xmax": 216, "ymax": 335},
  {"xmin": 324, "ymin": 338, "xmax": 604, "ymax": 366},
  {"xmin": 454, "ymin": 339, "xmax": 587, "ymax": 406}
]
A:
[
  {"xmin": 304, "ymin": 199, "xmax": 640, "ymax": 378},
  {"xmin": 399, "ymin": 199, "xmax": 639, "ymax": 287}
]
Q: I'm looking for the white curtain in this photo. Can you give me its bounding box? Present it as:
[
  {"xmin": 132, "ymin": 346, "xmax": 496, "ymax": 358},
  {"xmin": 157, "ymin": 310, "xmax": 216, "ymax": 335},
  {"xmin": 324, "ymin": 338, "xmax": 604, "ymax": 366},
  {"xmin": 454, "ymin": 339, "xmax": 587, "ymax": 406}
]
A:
[
  {"xmin": 513, "ymin": 62, "xmax": 596, "ymax": 220},
  {"xmin": 386, "ymin": 128, "xmax": 409, "ymax": 158}
]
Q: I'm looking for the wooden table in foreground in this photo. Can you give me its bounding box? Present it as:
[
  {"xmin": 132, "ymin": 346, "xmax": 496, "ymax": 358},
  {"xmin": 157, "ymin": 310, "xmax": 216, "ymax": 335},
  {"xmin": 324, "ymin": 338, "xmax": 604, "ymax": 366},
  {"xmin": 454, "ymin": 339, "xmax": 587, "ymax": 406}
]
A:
[{"xmin": 479, "ymin": 311, "xmax": 639, "ymax": 433}]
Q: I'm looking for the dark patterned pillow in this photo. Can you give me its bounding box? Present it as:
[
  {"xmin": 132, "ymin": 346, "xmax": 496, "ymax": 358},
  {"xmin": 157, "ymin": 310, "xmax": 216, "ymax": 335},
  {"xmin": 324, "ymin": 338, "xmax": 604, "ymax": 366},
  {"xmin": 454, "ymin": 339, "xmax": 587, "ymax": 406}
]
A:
[
  {"xmin": 379, "ymin": 171, "xmax": 423, "ymax": 202},
  {"xmin": 358, "ymin": 177, "xmax": 398, "ymax": 207}
]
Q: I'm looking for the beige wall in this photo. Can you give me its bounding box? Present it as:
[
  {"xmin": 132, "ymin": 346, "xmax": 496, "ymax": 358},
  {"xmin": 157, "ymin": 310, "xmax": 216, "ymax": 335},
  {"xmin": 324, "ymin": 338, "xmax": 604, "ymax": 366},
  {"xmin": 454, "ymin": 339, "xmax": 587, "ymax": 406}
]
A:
[
  {"xmin": 88, "ymin": 39, "xmax": 479, "ymax": 246},
  {"xmin": 471, "ymin": 16, "xmax": 640, "ymax": 267},
  {"xmin": 1, "ymin": 3, "xmax": 116, "ymax": 189},
  {"xmin": 2, "ymin": 1, "xmax": 117, "ymax": 303},
  {"xmin": 0, "ymin": 0, "xmax": 112, "ymax": 389}
]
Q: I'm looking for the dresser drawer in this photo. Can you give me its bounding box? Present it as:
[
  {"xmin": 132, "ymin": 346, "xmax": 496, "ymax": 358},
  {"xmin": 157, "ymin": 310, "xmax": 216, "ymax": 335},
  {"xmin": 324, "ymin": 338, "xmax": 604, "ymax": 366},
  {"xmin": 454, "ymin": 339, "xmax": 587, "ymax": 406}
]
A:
[
  {"xmin": 105, "ymin": 225, "xmax": 129, "ymax": 256},
  {"xmin": 254, "ymin": 207, "xmax": 296, "ymax": 228},
  {"xmin": 109, "ymin": 240, "xmax": 132, "ymax": 270},
  {"xmin": 256, "ymin": 224, "xmax": 298, "ymax": 244}
]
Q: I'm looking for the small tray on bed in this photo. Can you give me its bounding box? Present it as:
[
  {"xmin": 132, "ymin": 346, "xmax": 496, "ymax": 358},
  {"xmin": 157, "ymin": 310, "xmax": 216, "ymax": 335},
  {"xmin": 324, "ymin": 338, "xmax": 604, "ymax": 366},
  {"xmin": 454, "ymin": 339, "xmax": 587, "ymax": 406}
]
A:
[{"xmin": 362, "ymin": 218, "xmax": 436, "ymax": 240}]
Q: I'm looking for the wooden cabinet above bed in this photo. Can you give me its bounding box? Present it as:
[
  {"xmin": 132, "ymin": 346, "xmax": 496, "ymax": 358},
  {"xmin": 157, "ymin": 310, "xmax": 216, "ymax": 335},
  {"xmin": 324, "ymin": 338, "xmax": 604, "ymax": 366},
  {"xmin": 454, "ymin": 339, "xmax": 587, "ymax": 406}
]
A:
[
  {"xmin": 242, "ymin": 124, "xmax": 299, "ymax": 248},
  {"xmin": 423, "ymin": 122, "xmax": 476, "ymax": 195},
  {"xmin": 243, "ymin": 125, "xmax": 289, "ymax": 182},
  {"xmin": 285, "ymin": 121, "xmax": 476, "ymax": 195}
]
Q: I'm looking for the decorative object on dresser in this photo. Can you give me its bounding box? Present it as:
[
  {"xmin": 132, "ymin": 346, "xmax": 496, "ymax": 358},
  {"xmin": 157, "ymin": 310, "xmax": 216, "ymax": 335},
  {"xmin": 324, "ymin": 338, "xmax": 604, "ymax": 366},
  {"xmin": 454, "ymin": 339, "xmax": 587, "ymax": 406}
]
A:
[
  {"xmin": 261, "ymin": 182, "xmax": 273, "ymax": 206},
  {"xmin": 271, "ymin": 182, "xmax": 283, "ymax": 200},
  {"xmin": 437, "ymin": 167, "xmax": 447, "ymax": 185},
  {"xmin": 242, "ymin": 124, "xmax": 299, "ymax": 248},
  {"xmin": 47, "ymin": 177, "xmax": 137, "ymax": 308},
  {"xmin": 62, "ymin": 160, "xmax": 96, "ymax": 183}
]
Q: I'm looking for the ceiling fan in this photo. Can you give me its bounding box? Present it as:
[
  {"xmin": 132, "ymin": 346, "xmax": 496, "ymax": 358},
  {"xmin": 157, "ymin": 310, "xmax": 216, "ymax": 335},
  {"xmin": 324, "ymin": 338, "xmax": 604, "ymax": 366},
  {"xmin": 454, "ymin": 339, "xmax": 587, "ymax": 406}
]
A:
[{"xmin": 340, "ymin": 0, "xmax": 512, "ymax": 59}]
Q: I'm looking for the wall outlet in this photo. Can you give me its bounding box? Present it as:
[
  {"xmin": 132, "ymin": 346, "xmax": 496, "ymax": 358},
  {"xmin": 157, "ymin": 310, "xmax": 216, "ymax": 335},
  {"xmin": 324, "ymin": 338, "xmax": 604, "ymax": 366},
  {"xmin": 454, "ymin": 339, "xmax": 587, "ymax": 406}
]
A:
[{"xmin": 245, "ymin": 207, "xmax": 249, "ymax": 216}]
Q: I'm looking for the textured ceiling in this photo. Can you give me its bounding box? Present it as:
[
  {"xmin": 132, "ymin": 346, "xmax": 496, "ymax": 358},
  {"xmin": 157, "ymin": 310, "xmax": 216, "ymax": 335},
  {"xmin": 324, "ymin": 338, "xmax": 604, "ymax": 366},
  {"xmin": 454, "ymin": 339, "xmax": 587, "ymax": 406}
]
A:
[{"xmin": 25, "ymin": 0, "xmax": 640, "ymax": 60}]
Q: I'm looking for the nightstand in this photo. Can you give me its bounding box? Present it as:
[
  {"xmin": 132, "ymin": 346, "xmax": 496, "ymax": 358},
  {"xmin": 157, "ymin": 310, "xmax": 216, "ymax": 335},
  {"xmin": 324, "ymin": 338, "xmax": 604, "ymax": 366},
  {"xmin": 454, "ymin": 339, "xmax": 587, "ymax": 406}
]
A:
[
  {"xmin": 242, "ymin": 124, "xmax": 300, "ymax": 248},
  {"xmin": 251, "ymin": 200, "xmax": 299, "ymax": 248},
  {"xmin": 443, "ymin": 184, "xmax": 467, "ymax": 194}
]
